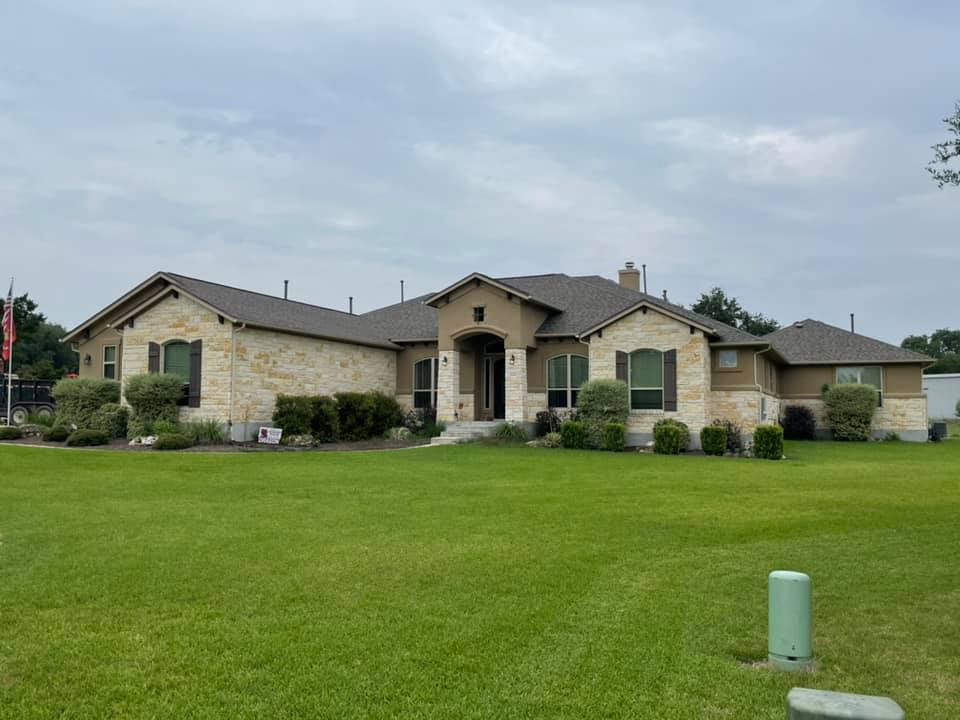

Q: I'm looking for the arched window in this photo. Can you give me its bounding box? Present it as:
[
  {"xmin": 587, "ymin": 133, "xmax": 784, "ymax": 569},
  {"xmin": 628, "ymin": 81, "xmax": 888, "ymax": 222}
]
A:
[
  {"xmin": 164, "ymin": 341, "xmax": 191, "ymax": 384},
  {"xmin": 413, "ymin": 357, "xmax": 438, "ymax": 408},
  {"xmin": 629, "ymin": 349, "xmax": 663, "ymax": 410},
  {"xmin": 547, "ymin": 354, "xmax": 589, "ymax": 408}
]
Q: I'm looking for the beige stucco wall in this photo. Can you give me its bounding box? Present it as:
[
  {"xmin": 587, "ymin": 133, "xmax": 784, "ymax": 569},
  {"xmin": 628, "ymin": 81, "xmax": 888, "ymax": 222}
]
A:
[
  {"xmin": 395, "ymin": 344, "xmax": 438, "ymax": 395},
  {"xmin": 781, "ymin": 364, "xmax": 926, "ymax": 399},
  {"xmin": 436, "ymin": 283, "xmax": 547, "ymax": 351},
  {"xmin": 77, "ymin": 327, "xmax": 124, "ymax": 381},
  {"xmin": 527, "ymin": 339, "xmax": 590, "ymax": 392},
  {"xmin": 588, "ymin": 308, "xmax": 711, "ymax": 438},
  {"xmin": 709, "ymin": 347, "xmax": 755, "ymax": 389}
]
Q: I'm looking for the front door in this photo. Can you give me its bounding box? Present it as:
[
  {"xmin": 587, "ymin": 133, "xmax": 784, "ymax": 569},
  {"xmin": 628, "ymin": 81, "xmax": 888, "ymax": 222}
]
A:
[{"xmin": 493, "ymin": 358, "xmax": 505, "ymax": 420}]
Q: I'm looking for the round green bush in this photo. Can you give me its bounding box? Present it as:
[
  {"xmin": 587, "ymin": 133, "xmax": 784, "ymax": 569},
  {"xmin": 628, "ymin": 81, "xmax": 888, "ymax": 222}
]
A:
[
  {"xmin": 654, "ymin": 424, "xmax": 683, "ymax": 454},
  {"xmin": 310, "ymin": 395, "xmax": 340, "ymax": 443},
  {"xmin": 51, "ymin": 378, "xmax": 121, "ymax": 429},
  {"xmin": 602, "ymin": 422, "xmax": 626, "ymax": 452},
  {"xmin": 153, "ymin": 433, "xmax": 194, "ymax": 450},
  {"xmin": 753, "ymin": 424, "xmax": 784, "ymax": 460},
  {"xmin": 782, "ymin": 405, "xmax": 816, "ymax": 440},
  {"xmin": 700, "ymin": 425, "xmax": 727, "ymax": 456},
  {"xmin": 560, "ymin": 420, "xmax": 587, "ymax": 449},
  {"xmin": 123, "ymin": 373, "xmax": 183, "ymax": 428},
  {"xmin": 822, "ymin": 384, "xmax": 877, "ymax": 441},
  {"xmin": 654, "ymin": 419, "xmax": 689, "ymax": 452},
  {"xmin": 42, "ymin": 425, "xmax": 71, "ymax": 442},
  {"xmin": 66, "ymin": 429, "xmax": 110, "ymax": 447},
  {"xmin": 0, "ymin": 426, "xmax": 24, "ymax": 440},
  {"xmin": 273, "ymin": 394, "xmax": 314, "ymax": 435},
  {"xmin": 152, "ymin": 419, "xmax": 180, "ymax": 435},
  {"xmin": 88, "ymin": 403, "xmax": 130, "ymax": 439}
]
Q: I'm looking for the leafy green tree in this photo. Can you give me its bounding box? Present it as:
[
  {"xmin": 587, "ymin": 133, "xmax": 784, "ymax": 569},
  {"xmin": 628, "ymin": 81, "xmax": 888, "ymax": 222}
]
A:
[
  {"xmin": 928, "ymin": 101, "xmax": 960, "ymax": 188},
  {"xmin": 928, "ymin": 328, "xmax": 960, "ymax": 357},
  {"xmin": 691, "ymin": 287, "xmax": 780, "ymax": 337},
  {"xmin": 901, "ymin": 334, "xmax": 931, "ymax": 356},
  {"xmin": 1, "ymin": 293, "xmax": 78, "ymax": 378},
  {"xmin": 901, "ymin": 327, "xmax": 960, "ymax": 375},
  {"xmin": 928, "ymin": 353, "xmax": 960, "ymax": 375}
]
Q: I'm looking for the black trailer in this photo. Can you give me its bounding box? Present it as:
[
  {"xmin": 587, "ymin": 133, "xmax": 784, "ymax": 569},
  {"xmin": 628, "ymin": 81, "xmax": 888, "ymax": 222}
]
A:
[{"xmin": 0, "ymin": 375, "xmax": 56, "ymax": 425}]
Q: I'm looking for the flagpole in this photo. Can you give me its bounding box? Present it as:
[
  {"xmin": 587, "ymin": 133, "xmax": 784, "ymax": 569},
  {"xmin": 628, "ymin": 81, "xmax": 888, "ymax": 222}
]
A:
[{"xmin": 4, "ymin": 277, "xmax": 12, "ymax": 427}]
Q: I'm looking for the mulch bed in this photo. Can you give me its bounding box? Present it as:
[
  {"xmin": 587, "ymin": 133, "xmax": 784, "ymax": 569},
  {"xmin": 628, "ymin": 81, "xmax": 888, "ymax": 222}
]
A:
[{"xmin": 0, "ymin": 436, "xmax": 433, "ymax": 453}]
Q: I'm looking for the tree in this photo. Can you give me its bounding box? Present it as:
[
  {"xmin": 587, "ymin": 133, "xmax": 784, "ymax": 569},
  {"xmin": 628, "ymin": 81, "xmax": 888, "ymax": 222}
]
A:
[
  {"xmin": 928, "ymin": 101, "xmax": 960, "ymax": 188},
  {"xmin": 691, "ymin": 287, "xmax": 780, "ymax": 337},
  {"xmin": 901, "ymin": 334, "xmax": 931, "ymax": 356},
  {"xmin": 900, "ymin": 328, "xmax": 960, "ymax": 375},
  {"xmin": 0, "ymin": 293, "xmax": 78, "ymax": 378}
]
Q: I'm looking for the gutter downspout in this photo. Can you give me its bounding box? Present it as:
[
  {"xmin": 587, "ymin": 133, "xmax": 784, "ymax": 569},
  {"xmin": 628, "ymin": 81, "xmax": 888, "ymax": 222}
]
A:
[
  {"xmin": 753, "ymin": 344, "xmax": 777, "ymax": 424},
  {"xmin": 228, "ymin": 322, "xmax": 246, "ymax": 440}
]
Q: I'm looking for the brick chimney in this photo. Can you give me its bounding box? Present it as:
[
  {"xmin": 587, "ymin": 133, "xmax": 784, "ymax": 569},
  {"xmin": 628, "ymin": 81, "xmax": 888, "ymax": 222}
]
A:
[{"xmin": 618, "ymin": 261, "xmax": 640, "ymax": 291}]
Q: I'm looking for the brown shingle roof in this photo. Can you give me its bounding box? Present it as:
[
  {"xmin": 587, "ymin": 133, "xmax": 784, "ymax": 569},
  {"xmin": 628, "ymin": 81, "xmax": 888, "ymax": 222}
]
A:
[{"xmin": 763, "ymin": 319, "xmax": 931, "ymax": 364}]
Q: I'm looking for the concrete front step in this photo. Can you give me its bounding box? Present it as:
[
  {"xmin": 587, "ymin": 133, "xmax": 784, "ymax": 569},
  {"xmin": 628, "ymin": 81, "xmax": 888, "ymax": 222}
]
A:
[{"xmin": 430, "ymin": 421, "xmax": 502, "ymax": 445}]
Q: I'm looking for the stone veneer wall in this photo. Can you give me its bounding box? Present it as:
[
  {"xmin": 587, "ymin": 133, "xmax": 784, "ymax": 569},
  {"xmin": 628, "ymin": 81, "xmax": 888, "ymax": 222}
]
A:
[
  {"xmin": 504, "ymin": 348, "xmax": 528, "ymax": 423},
  {"xmin": 709, "ymin": 390, "xmax": 761, "ymax": 433},
  {"xmin": 396, "ymin": 394, "xmax": 413, "ymax": 410},
  {"xmin": 525, "ymin": 392, "xmax": 547, "ymax": 422},
  {"xmin": 231, "ymin": 326, "xmax": 395, "ymax": 428},
  {"xmin": 589, "ymin": 309, "xmax": 711, "ymax": 443},
  {"xmin": 781, "ymin": 397, "xmax": 928, "ymax": 441},
  {"xmin": 436, "ymin": 350, "xmax": 460, "ymax": 423},
  {"xmin": 121, "ymin": 293, "xmax": 233, "ymax": 423}
]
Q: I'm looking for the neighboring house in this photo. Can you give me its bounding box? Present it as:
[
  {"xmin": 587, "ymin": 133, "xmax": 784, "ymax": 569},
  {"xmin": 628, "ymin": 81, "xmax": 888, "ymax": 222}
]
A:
[
  {"xmin": 63, "ymin": 265, "xmax": 933, "ymax": 443},
  {"xmin": 922, "ymin": 373, "xmax": 960, "ymax": 420}
]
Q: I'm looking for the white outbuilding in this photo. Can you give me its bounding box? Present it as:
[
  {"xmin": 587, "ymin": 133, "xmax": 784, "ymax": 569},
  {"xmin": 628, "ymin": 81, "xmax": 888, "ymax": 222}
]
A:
[{"xmin": 922, "ymin": 373, "xmax": 960, "ymax": 420}]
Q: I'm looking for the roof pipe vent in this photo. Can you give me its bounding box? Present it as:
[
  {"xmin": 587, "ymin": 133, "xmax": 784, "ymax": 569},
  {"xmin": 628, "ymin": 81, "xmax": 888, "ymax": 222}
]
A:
[
  {"xmin": 642, "ymin": 263, "xmax": 647, "ymax": 295},
  {"xmin": 283, "ymin": 280, "xmax": 289, "ymax": 300},
  {"xmin": 850, "ymin": 313, "xmax": 855, "ymax": 333},
  {"xmin": 349, "ymin": 296, "xmax": 353, "ymax": 314}
]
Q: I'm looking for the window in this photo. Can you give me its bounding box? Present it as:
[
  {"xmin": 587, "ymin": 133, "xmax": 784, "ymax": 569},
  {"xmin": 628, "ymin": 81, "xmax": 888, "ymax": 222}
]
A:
[
  {"xmin": 473, "ymin": 306, "xmax": 485, "ymax": 322},
  {"xmin": 414, "ymin": 357, "xmax": 439, "ymax": 409},
  {"xmin": 837, "ymin": 366, "xmax": 883, "ymax": 405},
  {"xmin": 164, "ymin": 341, "xmax": 190, "ymax": 404},
  {"xmin": 718, "ymin": 350, "xmax": 738, "ymax": 368},
  {"xmin": 547, "ymin": 354, "xmax": 588, "ymax": 408},
  {"xmin": 629, "ymin": 349, "xmax": 663, "ymax": 410},
  {"xmin": 102, "ymin": 345, "xmax": 117, "ymax": 380}
]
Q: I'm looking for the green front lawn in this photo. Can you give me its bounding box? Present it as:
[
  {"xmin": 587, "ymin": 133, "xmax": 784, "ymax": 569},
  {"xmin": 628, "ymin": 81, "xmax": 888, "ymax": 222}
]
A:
[{"xmin": 1, "ymin": 442, "xmax": 958, "ymax": 719}]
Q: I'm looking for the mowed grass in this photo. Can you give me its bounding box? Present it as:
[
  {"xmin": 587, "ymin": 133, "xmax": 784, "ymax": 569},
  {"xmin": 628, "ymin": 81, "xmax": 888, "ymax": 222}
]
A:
[{"xmin": 1, "ymin": 442, "xmax": 958, "ymax": 719}]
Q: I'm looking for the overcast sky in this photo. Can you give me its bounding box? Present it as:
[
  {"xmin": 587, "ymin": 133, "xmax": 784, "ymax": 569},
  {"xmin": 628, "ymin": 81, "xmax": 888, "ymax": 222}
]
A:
[{"xmin": 1, "ymin": 1, "xmax": 958, "ymax": 342}]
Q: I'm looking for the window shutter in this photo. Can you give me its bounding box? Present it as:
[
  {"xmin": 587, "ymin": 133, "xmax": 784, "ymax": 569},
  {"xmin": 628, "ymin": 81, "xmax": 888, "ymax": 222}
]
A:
[
  {"xmin": 148, "ymin": 342, "xmax": 160, "ymax": 373},
  {"xmin": 188, "ymin": 339, "xmax": 202, "ymax": 408},
  {"xmin": 663, "ymin": 349, "xmax": 678, "ymax": 411},
  {"xmin": 615, "ymin": 351, "xmax": 628, "ymax": 382}
]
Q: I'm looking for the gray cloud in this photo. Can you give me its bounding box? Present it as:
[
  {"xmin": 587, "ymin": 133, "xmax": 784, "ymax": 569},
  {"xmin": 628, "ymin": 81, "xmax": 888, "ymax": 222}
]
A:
[{"xmin": 1, "ymin": 0, "xmax": 958, "ymax": 342}]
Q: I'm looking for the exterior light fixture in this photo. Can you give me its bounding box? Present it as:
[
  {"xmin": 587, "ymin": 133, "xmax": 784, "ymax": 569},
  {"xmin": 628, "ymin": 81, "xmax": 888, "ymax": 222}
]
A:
[
  {"xmin": 83, "ymin": 354, "xmax": 92, "ymax": 365},
  {"xmin": 442, "ymin": 355, "xmax": 448, "ymax": 366},
  {"xmin": 510, "ymin": 354, "xmax": 516, "ymax": 365}
]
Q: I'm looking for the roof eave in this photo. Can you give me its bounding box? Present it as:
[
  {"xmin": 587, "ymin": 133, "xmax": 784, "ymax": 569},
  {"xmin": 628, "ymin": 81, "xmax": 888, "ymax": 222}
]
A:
[
  {"xmin": 423, "ymin": 272, "xmax": 562, "ymax": 312},
  {"xmin": 577, "ymin": 301, "xmax": 717, "ymax": 339},
  {"xmin": 241, "ymin": 323, "xmax": 401, "ymax": 350},
  {"xmin": 62, "ymin": 271, "xmax": 171, "ymax": 341}
]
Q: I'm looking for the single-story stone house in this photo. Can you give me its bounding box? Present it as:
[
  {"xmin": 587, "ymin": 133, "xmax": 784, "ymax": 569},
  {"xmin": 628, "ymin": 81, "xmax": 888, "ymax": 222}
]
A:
[{"xmin": 63, "ymin": 265, "xmax": 932, "ymax": 443}]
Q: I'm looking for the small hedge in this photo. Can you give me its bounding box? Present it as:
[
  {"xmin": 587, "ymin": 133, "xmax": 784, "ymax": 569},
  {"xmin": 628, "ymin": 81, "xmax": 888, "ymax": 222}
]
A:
[
  {"xmin": 335, "ymin": 391, "xmax": 401, "ymax": 441},
  {"xmin": 654, "ymin": 423, "xmax": 683, "ymax": 455},
  {"xmin": 753, "ymin": 424, "xmax": 784, "ymax": 460},
  {"xmin": 602, "ymin": 422, "xmax": 626, "ymax": 452},
  {"xmin": 560, "ymin": 420, "xmax": 587, "ymax": 449},
  {"xmin": 0, "ymin": 426, "xmax": 24, "ymax": 440},
  {"xmin": 823, "ymin": 384, "xmax": 877, "ymax": 441},
  {"xmin": 51, "ymin": 378, "xmax": 121, "ymax": 429},
  {"xmin": 700, "ymin": 425, "xmax": 727, "ymax": 456},
  {"xmin": 42, "ymin": 425, "xmax": 71, "ymax": 442},
  {"xmin": 124, "ymin": 374, "xmax": 182, "ymax": 436},
  {"xmin": 153, "ymin": 419, "xmax": 179, "ymax": 435},
  {"xmin": 782, "ymin": 405, "xmax": 816, "ymax": 440},
  {"xmin": 495, "ymin": 422, "xmax": 528, "ymax": 442},
  {"xmin": 711, "ymin": 419, "xmax": 743, "ymax": 455},
  {"xmin": 89, "ymin": 403, "xmax": 129, "ymax": 439},
  {"xmin": 654, "ymin": 419, "xmax": 689, "ymax": 452},
  {"xmin": 66, "ymin": 429, "xmax": 110, "ymax": 447},
  {"xmin": 577, "ymin": 379, "xmax": 629, "ymax": 448},
  {"xmin": 273, "ymin": 395, "xmax": 314, "ymax": 435},
  {"xmin": 311, "ymin": 396, "xmax": 340, "ymax": 443},
  {"xmin": 153, "ymin": 433, "xmax": 194, "ymax": 450}
]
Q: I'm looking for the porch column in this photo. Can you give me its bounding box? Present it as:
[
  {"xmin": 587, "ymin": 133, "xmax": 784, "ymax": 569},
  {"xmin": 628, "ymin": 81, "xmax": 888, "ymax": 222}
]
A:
[
  {"xmin": 505, "ymin": 347, "xmax": 527, "ymax": 423},
  {"xmin": 436, "ymin": 349, "xmax": 460, "ymax": 423}
]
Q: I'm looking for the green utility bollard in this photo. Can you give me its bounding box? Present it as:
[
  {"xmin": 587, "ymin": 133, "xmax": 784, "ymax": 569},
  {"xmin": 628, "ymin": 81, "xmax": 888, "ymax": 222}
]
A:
[{"xmin": 768, "ymin": 570, "xmax": 813, "ymax": 671}]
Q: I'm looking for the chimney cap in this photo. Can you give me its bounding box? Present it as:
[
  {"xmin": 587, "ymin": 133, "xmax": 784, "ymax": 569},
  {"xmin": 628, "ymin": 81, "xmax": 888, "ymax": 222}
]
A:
[{"xmin": 624, "ymin": 261, "xmax": 636, "ymax": 269}]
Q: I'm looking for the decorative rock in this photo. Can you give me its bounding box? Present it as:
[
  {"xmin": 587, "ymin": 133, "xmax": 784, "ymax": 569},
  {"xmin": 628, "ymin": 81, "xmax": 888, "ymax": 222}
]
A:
[
  {"xmin": 19, "ymin": 424, "xmax": 45, "ymax": 438},
  {"xmin": 285, "ymin": 433, "xmax": 316, "ymax": 447},
  {"xmin": 386, "ymin": 427, "xmax": 412, "ymax": 441},
  {"xmin": 787, "ymin": 688, "xmax": 905, "ymax": 720}
]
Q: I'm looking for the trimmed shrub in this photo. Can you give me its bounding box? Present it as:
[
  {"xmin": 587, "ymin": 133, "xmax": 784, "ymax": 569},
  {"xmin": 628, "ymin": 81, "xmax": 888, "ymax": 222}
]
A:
[
  {"xmin": 654, "ymin": 423, "xmax": 683, "ymax": 454},
  {"xmin": 535, "ymin": 409, "xmax": 562, "ymax": 437},
  {"xmin": 823, "ymin": 384, "xmax": 877, "ymax": 441},
  {"xmin": 560, "ymin": 420, "xmax": 587, "ymax": 449},
  {"xmin": 602, "ymin": 422, "xmax": 626, "ymax": 452},
  {"xmin": 153, "ymin": 433, "xmax": 194, "ymax": 450},
  {"xmin": 126, "ymin": 417, "xmax": 153, "ymax": 439},
  {"xmin": 66, "ymin": 429, "xmax": 110, "ymax": 447},
  {"xmin": 541, "ymin": 432, "xmax": 562, "ymax": 448},
  {"xmin": 273, "ymin": 395, "xmax": 314, "ymax": 436},
  {"xmin": 577, "ymin": 379, "xmax": 629, "ymax": 448},
  {"xmin": 27, "ymin": 411, "xmax": 56, "ymax": 427},
  {"xmin": 753, "ymin": 424, "xmax": 784, "ymax": 460},
  {"xmin": 654, "ymin": 419, "xmax": 690, "ymax": 452},
  {"xmin": 123, "ymin": 374, "xmax": 182, "ymax": 434},
  {"xmin": 495, "ymin": 422, "xmax": 528, "ymax": 442},
  {"xmin": 51, "ymin": 378, "xmax": 121, "ymax": 429},
  {"xmin": 182, "ymin": 419, "xmax": 225, "ymax": 444},
  {"xmin": 0, "ymin": 426, "xmax": 24, "ymax": 440},
  {"xmin": 335, "ymin": 391, "xmax": 401, "ymax": 441},
  {"xmin": 711, "ymin": 418, "xmax": 743, "ymax": 455},
  {"xmin": 88, "ymin": 403, "xmax": 129, "ymax": 439},
  {"xmin": 700, "ymin": 425, "xmax": 727, "ymax": 456},
  {"xmin": 782, "ymin": 405, "xmax": 817, "ymax": 440},
  {"xmin": 310, "ymin": 396, "xmax": 340, "ymax": 443},
  {"xmin": 42, "ymin": 425, "xmax": 71, "ymax": 442},
  {"xmin": 153, "ymin": 419, "xmax": 180, "ymax": 436}
]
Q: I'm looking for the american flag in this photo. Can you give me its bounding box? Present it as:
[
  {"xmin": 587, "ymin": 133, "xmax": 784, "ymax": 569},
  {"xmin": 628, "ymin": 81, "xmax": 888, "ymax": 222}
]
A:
[{"xmin": 1, "ymin": 279, "xmax": 14, "ymax": 364}]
